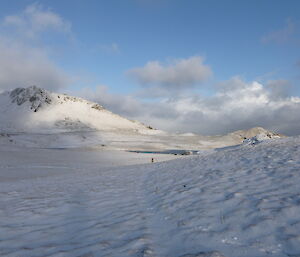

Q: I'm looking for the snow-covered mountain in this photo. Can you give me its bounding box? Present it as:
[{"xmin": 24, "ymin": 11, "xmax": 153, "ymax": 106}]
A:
[
  {"xmin": 0, "ymin": 86, "xmax": 156, "ymax": 134},
  {"xmin": 0, "ymin": 86, "xmax": 283, "ymax": 149}
]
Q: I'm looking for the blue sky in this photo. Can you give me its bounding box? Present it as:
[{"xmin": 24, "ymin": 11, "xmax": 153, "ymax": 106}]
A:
[{"xmin": 0, "ymin": 0, "xmax": 300, "ymax": 135}]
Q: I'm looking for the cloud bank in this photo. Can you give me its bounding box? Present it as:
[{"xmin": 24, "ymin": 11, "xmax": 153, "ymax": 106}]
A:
[
  {"xmin": 128, "ymin": 56, "xmax": 212, "ymax": 90},
  {"xmin": 0, "ymin": 3, "xmax": 71, "ymax": 92},
  {"xmin": 82, "ymin": 78, "xmax": 300, "ymax": 136},
  {"xmin": 0, "ymin": 40, "xmax": 70, "ymax": 92}
]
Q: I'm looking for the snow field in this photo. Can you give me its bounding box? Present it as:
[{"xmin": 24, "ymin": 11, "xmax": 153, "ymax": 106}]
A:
[
  {"xmin": 0, "ymin": 137, "xmax": 300, "ymax": 256},
  {"xmin": 142, "ymin": 138, "xmax": 300, "ymax": 256}
]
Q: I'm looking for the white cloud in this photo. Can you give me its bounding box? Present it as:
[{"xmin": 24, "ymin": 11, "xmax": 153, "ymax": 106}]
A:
[
  {"xmin": 127, "ymin": 56, "xmax": 212, "ymax": 90},
  {"xmin": 3, "ymin": 3, "xmax": 71, "ymax": 39},
  {"xmin": 162, "ymin": 78, "xmax": 300, "ymax": 135},
  {"xmin": 80, "ymin": 78, "xmax": 300, "ymax": 136},
  {"xmin": 0, "ymin": 40, "xmax": 70, "ymax": 91},
  {"xmin": 79, "ymin": 86, "xmax": 145, "ymax": 117},
  {"xmin": 261, "ymin": 19, "xmax": 296, "ymax": 44},
  {"xmin": 0, "ymin": 4, "xmax": 72, "ymax": 91},
  {"xmin": 266, "ymin": 79, "xmax": 291, "ymax": 99},
  {"xmin": 77, "ymin": 86, "xmax": 181, "ymax": 128}
]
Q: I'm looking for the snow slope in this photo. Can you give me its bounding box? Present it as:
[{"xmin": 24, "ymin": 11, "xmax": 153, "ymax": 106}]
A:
[
  {"xmin": 0, "ymin": 86, "xmax": 155, "ymax": 134},
  {"xmin": 0, "ymin": 136, "xmax": 300, "ymax": 257}
]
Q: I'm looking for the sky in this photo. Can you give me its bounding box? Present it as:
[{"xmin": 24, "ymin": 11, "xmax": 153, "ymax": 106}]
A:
[{"xmin": 0, "ymin": 0, "xmax": 300, "ymax": 135}]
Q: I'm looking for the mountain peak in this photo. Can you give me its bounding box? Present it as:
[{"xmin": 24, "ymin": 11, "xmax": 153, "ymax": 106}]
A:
[
  {"xmin": 9, "ymin": 86, "xmax": 106, "ymax": 113},
  {"xmin": 10, "ymin": 86, "xmax": 52, "ymax": 112}
]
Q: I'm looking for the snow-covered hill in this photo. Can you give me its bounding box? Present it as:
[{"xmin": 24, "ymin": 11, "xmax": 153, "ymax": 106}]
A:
[
  {"xmin": 0, "ymin": 86, "xmax": 155, "ymax": 134},
  {"xmin": 0, "ymin": 86, "xmax": 283, "ymax": 150}
]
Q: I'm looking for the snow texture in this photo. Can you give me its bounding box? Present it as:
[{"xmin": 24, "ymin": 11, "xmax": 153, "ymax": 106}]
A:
[{"xmin": 1, "ymin": 136, "xmax": 300, "ymax": 257}]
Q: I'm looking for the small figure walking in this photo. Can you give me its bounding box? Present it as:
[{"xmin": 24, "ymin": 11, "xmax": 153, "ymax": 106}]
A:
[{"xmin": 151, "ymin": 158, "xmax": 154, "ymax": 163}]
